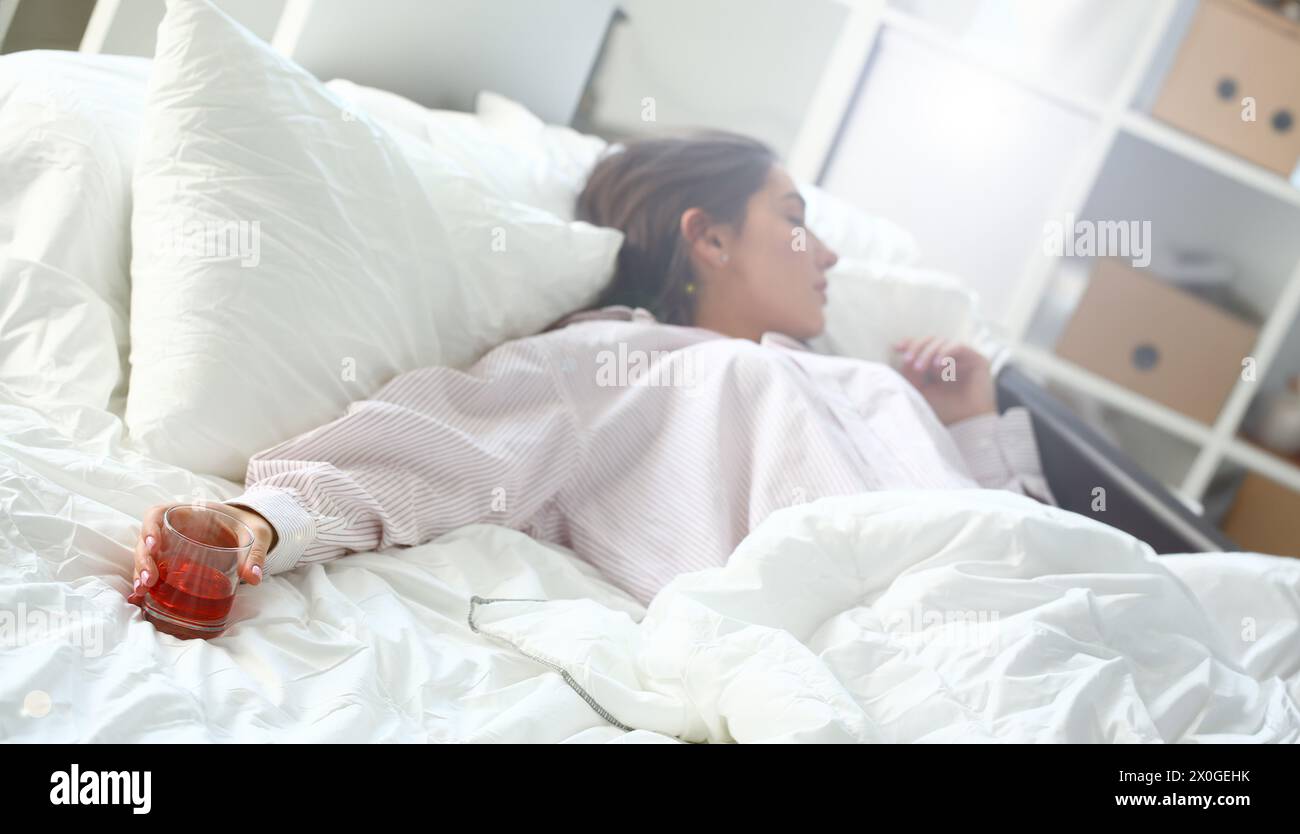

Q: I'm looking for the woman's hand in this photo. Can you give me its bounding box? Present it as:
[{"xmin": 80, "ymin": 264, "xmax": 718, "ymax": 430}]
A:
[
  {"xmin": 892, "ymin": 337, "xmax": 997, "ymax": 426},
  {"xmin": 126, "ymin": 500, "xmax": 276, "ymax": 605}
]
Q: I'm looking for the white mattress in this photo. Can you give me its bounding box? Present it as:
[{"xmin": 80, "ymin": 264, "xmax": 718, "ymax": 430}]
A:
[{"xmin": 3, "ymin": 385, "xmax": 1298, "ymax": 742}]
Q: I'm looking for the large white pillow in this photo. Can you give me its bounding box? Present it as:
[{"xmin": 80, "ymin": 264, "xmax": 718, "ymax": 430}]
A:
[
  {"xmin": 0, "ymin": 51, "xmax": 151, "ymax": 414},
  {"xmin": 128, "ymin": 0, "xmax": 621, "ymax": 481}
]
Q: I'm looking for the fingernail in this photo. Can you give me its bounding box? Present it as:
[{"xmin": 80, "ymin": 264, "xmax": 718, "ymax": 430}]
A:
[
  {"xmin": 133, "ymin": 578, "xmax": 141, "ymax": 592},
  {"xmin": 145, "ymin": 535, "xmax": 156, "ymax": 553},
  {"xmin": 141, "ymin": 570, "xmax": 151, "ymax": 586},
  {"xmin": 251, "ymin": 565, "xmax": 262, "ymax": 581},
  {"xmin": 902, "ymin": 352, "xmax": 913, "ymax": 362},
  {"xmin": 913, "ymin": 359, "xmax": 926, "ymax": 370}
]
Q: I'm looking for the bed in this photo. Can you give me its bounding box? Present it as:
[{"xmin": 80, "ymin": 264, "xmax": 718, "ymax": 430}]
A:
[
  {"xmin": 4, "ymin": 387, "xmax": 1299, "ymax": 743},
  {"xmin": 2, "ymin": 0, "xmax": 1298, "ymax": 744}
]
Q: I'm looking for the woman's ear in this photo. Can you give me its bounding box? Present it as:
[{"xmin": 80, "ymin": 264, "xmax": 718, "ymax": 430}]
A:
[{"xmin": 680, "ymin": 207, "xmax": 730, "ymax": 270}]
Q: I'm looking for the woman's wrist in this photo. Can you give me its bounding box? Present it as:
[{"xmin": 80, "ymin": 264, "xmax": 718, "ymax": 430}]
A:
[{"xmin": 225, "ymin": 502, "xmax": 278, "ymax": 551}]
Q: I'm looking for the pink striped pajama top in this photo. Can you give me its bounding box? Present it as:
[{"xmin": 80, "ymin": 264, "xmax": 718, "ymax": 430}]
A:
[{"xmin": 227, "ymin": 305, "xmax": 1055, "ymax": 606}]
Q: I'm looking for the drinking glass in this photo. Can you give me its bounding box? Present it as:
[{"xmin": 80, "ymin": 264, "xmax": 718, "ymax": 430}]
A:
[{"xmin": 142, "ymin": 505, "xmax": 253, "ymax": 639}]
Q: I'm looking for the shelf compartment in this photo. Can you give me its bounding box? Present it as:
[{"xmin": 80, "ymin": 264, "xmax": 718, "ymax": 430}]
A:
[
  {"xmin": 1012, "ymin": 344, "xmax": 1215, "ymax": 448},
  {"xmin": 1119, "ymin": 112, "xmax": 1300, "ymax": 211},
  {"xmin": 1216, "ymin": 460, "xmax": 1300, "ymax": 556},
  {"xmin": 1077, "ymin": 130, "xmax": 1300, "ymax": 319}
]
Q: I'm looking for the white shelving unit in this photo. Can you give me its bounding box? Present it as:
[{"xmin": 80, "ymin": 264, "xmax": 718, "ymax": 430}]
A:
[{"xmin": 790, "ymin": 0, "xmax": 1300, "ymax": 534}]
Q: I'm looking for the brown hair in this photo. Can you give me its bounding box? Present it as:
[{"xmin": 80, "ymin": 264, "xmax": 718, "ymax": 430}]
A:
[{"xmin": 575, "ymin": 132, "xmax": 776, "ymax": 326}]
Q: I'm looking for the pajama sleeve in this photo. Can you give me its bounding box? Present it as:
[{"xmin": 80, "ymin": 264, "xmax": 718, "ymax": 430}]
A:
[
  {"xmin": 946, "ymin": 406, "xmax": 1058, "ymax": 506},
  {"xmin": 223, "ymin": 339, "xmax": 581, "ymax": 576}
]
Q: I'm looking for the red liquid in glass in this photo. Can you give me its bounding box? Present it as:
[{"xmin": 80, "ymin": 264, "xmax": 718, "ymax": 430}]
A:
[
  {"xmin": 145, "ymin": 517, "xmax": 240, "ymax": 637},
  {"xmin": 150, "ymin": 560, "xmax": 236, "ymax": 622}
]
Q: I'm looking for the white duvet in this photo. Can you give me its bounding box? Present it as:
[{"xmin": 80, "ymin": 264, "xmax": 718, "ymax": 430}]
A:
[{"xmin": 3, "ymin": 385, "xmax": 1298, "ymax": 743}]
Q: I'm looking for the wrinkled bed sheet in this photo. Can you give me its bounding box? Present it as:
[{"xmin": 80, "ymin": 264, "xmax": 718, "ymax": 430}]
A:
[{"xmin": 2, "ymin": 386, "xmax": 1298, "ymax": 743}]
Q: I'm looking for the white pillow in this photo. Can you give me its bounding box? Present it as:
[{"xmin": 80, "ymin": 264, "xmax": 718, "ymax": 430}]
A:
[
  {"xmin": 0, "ymin": 51, "xmax": 151, "ymax": 414},
  {"xmin": 812, "ymin": 259, "xmax": 997, "ymax": 365},
  {"xmin": 323, "ymin": 78, "xmax": 435, "ymax": 141},
  {"xmin": 474, "ymin": 90, "xmax": 610, "ymax": 207},
  {"xmin": 127, "ymin": 0, "xmax": 621, "ymax": 481},
  {"xmin": 326, "ymin": 80, "xmax": 598, "ymax": 221}
]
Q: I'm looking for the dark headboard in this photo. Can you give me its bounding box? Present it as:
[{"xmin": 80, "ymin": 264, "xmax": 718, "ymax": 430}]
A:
[{"xmin": 996, "ymin": 365, "xmax": 1236, "ymax": 553}]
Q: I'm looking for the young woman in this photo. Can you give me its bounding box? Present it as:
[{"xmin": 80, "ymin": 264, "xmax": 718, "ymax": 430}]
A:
[{"xmin": 128, "ymin": 133, "xmax": 1054, "ymax": 608}]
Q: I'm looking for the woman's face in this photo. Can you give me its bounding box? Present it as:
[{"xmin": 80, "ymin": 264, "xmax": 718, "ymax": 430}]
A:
[{"xmin": 689, "ymin": 165, "xmax": 839, "ymax": 342}]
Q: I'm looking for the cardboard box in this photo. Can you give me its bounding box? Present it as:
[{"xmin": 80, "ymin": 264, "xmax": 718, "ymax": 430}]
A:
[
  {"xmin": 1153, "ymin": 0, "xmax": 1300, "ymax": 177},
  {"xmin": 1222, "ymin": 470, "xmax": 1300, "ymax": 556},
  {"xmin": 1055, "ymin": 259, "xmax": 1259, "ymax": 425}
]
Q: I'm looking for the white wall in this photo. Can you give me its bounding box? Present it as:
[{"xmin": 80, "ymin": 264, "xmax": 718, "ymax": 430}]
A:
[
  {"xmin": 820, "ymin": 27, "xmax": 1095, "ymax": 324},
  {"xmin": 80, "ymin": 0, "xmax": 285, "ymax": 55},
  {"xmin": 277, "ymin": 0, "xmax": 616, "ymax": 123},
  {"xmin": 576, "ymin": 0, "xmax": 848, "ymax": 155}
]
